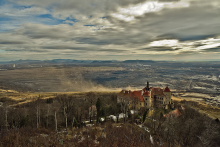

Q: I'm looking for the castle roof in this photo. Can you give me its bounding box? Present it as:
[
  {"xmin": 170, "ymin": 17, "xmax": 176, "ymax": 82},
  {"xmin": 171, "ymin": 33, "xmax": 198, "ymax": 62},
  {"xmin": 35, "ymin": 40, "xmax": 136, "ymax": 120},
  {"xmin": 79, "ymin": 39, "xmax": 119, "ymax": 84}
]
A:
[
  {"xmin": 118, "ymin": 90, "xmax": 133, "ymax": 99},
  {"xmin": 143, "ymin": 90, "xmax": 150, "ymax": 97},
  {"xmin": 164, "ymin": 86, "xmax": 171, "ymax": 92},
  {"xmin": 132, "ymin": 90, "xmax": 145, "ymax": 102},
  {"xmin": 119, "ymin": 85, "xmax": 171, "ymax": 102},
  {"xmin": 151, "ymin": 87, "xmax": 165, "ymax": 96}
]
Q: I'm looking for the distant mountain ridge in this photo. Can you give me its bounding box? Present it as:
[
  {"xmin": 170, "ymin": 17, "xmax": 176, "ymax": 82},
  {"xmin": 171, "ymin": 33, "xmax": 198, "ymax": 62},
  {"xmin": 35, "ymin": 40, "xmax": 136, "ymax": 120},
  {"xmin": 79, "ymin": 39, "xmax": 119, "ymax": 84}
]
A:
[{"xmin": 1, "ymin": 59, "xmax": 155, "ymax": 64}]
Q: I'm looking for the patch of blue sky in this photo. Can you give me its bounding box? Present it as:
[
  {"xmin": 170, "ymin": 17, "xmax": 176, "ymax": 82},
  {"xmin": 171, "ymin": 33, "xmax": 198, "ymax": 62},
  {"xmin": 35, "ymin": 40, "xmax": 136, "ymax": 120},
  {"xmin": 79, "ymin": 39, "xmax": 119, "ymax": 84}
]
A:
[
  {"xmin": 36, "ymin": 14, "xmax": 63, "ymax": 25},
  {"xmin": 37, "ymin": 14, "xmax": 78, "ymax": 25},
  {"xmin": 63, "ymin": 17, "xmax": 78, "ymax": 24},
  {"xmin": 0, "ymin": 0, "xmax": 6, "ymax": 5},
  {"xmin": 66, "ymin": 17, "xmax": 78, "ymax": 21},
  {"xmin": 0, "ymin": 20, "xmax": 19, "ymax": 32},
  {"xmin": 84, "ymin": 25, "xmax": 95, "ymax": 27},
  {"xmin": 84, "ymin": 25, "xmax": 103, "ymax": 31},
  {"xmin": 12, "ymin": 5, "xmax": 32, "ymax": 9},
  {"xmin": 0, "ymin": 17, "xmax": 12, "ymax": 22},
  {"xmin": 0, "ymin": 49, "xmax": 6, "ymax": 53},
  {"xmin": 0, "ymin": 3, "xmax": 78, "ymax": 32}
]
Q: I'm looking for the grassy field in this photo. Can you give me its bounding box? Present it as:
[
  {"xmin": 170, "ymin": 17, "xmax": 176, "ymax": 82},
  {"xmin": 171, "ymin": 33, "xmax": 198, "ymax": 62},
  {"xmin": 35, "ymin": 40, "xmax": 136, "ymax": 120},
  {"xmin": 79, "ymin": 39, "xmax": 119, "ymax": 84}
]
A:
[
  {"xmin": 0, "ymin": 89, "xmax": 120, "ymax": 106},
  {"xmin": 172, "ymin": 96, "xmax": 220, "ymax": 119}
]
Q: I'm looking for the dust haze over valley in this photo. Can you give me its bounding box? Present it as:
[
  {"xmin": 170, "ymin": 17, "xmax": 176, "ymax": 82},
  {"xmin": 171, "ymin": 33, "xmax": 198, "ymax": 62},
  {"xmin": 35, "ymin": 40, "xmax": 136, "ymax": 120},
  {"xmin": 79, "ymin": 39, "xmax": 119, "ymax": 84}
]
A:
[
  {"xmin": 0, "ymin": 64, "xmax": 123, "ymax": 92},
  {"xmin": 1, "ymin": 60, "xmax": 220, "ymax": 107}
]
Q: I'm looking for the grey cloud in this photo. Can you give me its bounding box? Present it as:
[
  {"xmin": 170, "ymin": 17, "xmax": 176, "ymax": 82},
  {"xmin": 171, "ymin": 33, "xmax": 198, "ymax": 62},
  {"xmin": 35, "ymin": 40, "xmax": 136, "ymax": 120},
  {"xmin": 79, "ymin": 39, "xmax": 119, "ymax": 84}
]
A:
[
  {"xmin": 191, "ymin": 42, "xmax": 206, "ymax": 48},
  {"xmin": 139, "ymin": 46, "xmax": 181, "ymax": 51},
  {"xmin": 2, "ymin": 47, "xmax": 50, "ymax": 52},
  {"xmin": 42, "ymin": 46, "xmax": 89, "ymax": 50},
  {"xmin": 176, "ymin": 51, "xmax": 197, "ymax": 55},
  {"xmin": 18, "ymin": 25, "xmax": 67, "ymax": 39},
  {"xmin": 74, "ymin": 37, "xmax": 129, "ymax": 45},
  {"xmin": 157, "ymin": 34, "xmax": 219, "ymax": 42},
  {"xmin": 0, "ymin": 40, "xmax": 26, "ymax": 44},
  {"xmin": 11, "ymin": 0, "xmax": 220, "ymax": 46},
  {"xmin": 9, "ymin": 0, "xmax": 151, "ymax": 19},
  {"xmin": 42, "ymin": 45, "xmax": 126, "ymax": 52},
  {"xmin": 158, "ymin": 0, "xmax": 180, "ymax": 1},
  {"xmin": 200, "ymin": 46, "xmax": 220, "ymax": 52},
  {"xmin": 107, "ymin": 0, "xmax": 220, "ymax": 43},
  {"xmin": 1, "ymin": 0, "xmax": 220, "ymax": 61},
  {"xmin": 97, "ymin": 49, "xmax": 126, "ymax": 52}
]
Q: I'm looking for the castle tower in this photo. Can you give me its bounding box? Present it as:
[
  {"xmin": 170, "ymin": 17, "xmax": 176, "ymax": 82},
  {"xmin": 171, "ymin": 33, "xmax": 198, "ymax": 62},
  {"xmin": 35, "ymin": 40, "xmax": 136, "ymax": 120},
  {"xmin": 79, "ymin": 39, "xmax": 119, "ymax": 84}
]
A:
[
  {"xmin": 146, "ymin": 81, "xmax": 150, "ymax": 91},
  {"xmin": 163, "ymin": 86, "xmax": 171, "ymax": 105},
  {"xmin": 143, "ymin": 90, "xmax": 151, "ymax": 109}
]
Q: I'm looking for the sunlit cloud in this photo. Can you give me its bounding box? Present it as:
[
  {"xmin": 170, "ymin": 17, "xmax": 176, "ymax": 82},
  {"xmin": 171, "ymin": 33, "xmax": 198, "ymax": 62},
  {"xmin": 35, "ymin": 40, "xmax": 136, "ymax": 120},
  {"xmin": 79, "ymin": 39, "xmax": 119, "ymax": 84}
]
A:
[
  {"xmin": 112, "ymin": 0, "xmax": 189, "ymax": 21},
  {"xmin": 111, "ymin": 13, "xmax": 134, "ymax": 22},
  {"xmin": 149, "ymin": 39, "xmax": 178, "ymax": 47},
  {"xmin": 119, "ymin": 1, "xmax": 189, "ymax": 16}
]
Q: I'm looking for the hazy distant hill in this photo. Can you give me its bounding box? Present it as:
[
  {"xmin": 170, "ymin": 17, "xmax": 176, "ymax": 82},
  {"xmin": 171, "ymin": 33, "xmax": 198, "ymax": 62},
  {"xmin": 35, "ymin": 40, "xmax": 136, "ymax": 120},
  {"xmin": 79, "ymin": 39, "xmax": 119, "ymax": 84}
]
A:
[
  {"xmin": 122, "ymin": 60, "xmax": 155, "ymax": 64},
  {"xmin": 91, "ymin": 61, "xmax": 115, "ymax": 64}
]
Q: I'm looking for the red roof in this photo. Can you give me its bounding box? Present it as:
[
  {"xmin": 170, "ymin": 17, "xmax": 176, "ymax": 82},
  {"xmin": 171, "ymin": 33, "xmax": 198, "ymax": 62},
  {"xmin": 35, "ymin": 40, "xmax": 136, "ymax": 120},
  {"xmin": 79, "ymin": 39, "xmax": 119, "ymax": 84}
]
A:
[
  {"xmin": 151, "ymin": 87, "xmax": 165, "ymax": 96},
  {"xmin": 164, "ymin": 86, "xmax": 171, "ymax": 92},
  {"xmin": 132, "ymin": 90, "xmax": 145, "ymax": 102},
  {"xmin": 164, "ymin": 106, "xmax": 185, "ymax": 118},
  {"xmin": 118, "ymin": 90, "xmax": 145, "ymax": 101},
  {"xmin": 118, "ymin": 85, "xmax": 171, "ymax": 102},
  {"xmin": 143, "ymin": 90, "xmax": 150, "ymax": 97},
  {"xmin": 118, "ymin": 90, "xmax": 132, "ymax": 98}
]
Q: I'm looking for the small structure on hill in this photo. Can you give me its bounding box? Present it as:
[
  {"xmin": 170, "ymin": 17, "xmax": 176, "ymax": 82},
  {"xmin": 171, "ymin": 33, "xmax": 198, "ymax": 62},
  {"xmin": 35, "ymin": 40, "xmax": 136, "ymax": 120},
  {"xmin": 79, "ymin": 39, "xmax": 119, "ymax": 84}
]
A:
[
  {"xmin": 164, "ymin": 106, "xmax": 185, "ymax": 118},
  {"xmin": 117, "ymin": 82, "xmax": 174, "ymax": 110}
]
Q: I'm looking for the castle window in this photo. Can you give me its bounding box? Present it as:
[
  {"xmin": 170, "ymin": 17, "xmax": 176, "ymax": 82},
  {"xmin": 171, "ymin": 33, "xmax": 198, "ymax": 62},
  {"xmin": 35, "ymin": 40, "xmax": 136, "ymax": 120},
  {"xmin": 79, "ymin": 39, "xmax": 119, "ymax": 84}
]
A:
[{"xmin": 145, "ymin": 98, "xmax": 147, "ymax": 100}]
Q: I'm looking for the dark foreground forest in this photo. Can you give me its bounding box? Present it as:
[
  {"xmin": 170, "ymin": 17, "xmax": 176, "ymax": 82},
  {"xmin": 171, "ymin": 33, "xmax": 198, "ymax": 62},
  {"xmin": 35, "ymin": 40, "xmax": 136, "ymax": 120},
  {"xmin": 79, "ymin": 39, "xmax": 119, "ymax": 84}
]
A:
[{"xmin": 0, "ymin": 92, "xmax": 220, "ymax": 147}]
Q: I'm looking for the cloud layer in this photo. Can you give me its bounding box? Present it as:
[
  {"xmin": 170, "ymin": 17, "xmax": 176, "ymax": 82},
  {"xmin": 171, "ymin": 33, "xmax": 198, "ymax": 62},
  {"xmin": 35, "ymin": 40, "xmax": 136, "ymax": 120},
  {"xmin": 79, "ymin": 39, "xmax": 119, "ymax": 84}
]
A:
[{"xmin": 0, "ymin": 0, "xmax": 220, "ymax": 61}]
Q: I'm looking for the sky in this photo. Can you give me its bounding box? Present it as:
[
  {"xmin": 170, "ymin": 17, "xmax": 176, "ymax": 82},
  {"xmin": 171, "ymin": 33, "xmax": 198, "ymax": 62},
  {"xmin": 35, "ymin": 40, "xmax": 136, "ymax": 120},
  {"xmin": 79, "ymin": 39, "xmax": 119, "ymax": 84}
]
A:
[{"xmin": 0, "ymin": 0, "xmax": 220, "ymax": 61}]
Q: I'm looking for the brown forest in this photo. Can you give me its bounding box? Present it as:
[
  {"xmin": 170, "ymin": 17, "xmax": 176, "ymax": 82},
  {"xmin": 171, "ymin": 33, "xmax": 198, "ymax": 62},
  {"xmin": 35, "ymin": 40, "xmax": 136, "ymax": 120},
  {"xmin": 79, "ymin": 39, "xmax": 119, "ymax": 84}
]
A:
[{"xmin": 0, "ymin": 92, "xmax": 220, "ymax": 147}]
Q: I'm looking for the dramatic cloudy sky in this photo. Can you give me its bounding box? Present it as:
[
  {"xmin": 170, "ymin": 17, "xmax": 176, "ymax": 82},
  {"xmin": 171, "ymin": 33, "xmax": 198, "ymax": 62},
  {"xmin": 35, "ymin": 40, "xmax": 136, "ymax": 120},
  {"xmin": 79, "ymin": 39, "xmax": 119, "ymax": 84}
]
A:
[{"xmin": 0, "ymin": 0, "xmax": 220, "ymax": 61}]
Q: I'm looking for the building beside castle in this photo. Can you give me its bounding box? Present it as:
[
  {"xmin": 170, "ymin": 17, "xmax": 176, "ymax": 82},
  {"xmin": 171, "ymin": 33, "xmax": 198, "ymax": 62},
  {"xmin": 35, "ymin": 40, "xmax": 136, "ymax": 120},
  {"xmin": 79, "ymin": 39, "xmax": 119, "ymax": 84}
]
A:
[{"xmin": 117, "ymin": 82, "xmax": 174, "ymax": 110}]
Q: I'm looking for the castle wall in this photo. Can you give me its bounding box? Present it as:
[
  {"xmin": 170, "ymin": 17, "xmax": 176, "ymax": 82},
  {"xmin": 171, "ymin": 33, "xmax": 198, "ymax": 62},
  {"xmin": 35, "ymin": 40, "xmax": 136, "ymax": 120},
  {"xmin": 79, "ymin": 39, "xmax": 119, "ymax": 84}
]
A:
[
  {"xmin": 143, "ymin": 96, "xmax": 151, "ymax": 109},
  {"xmin": 163, "ymin": 92, "xmax": 171, "ymax": 105}
]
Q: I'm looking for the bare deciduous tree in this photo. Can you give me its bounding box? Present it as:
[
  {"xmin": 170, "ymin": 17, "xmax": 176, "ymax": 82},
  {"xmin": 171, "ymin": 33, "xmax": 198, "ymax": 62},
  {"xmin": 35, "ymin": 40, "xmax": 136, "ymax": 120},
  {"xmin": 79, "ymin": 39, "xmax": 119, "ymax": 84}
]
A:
[
  {"xmin": 55, "ymin": 111, "xmax": 57, "ymax": 132},
  {"xmin": 57, "ymin": 94, "xmax": 75, "ymax": 130},
  {"xmin": 197, "ymin": 119, "xmax": 220, "ymax": 147},
  {"xmin": 86, "ymin": 92, "xmax": 96, "ymax": 123},
  {"xmin": 119, "ymin": 96, "xmax": 130, "ymax": 123}
]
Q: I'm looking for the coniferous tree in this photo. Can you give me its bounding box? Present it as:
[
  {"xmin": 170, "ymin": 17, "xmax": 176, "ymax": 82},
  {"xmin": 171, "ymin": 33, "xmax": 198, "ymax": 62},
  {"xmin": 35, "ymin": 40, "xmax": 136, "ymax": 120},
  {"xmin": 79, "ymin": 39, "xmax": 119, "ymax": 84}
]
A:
[
  {"xmin": 96, "ymin": 98, "xmax": 101, "ymax": 122},
  {"xmin": 142, "ymin": 109, "xmax": 149, "ymax": 123}
]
